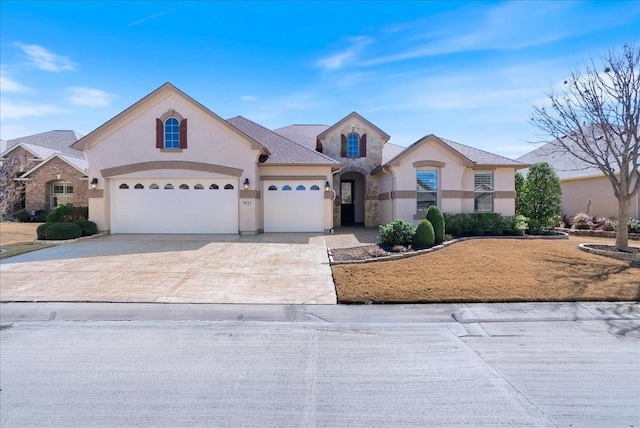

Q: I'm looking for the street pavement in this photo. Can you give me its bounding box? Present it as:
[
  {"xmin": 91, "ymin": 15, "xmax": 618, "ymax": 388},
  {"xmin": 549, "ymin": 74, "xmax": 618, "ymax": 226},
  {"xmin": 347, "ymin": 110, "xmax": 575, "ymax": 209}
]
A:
[{"xmin": 1, "ymin": 302, "xmax": 639, "ymax": 427}]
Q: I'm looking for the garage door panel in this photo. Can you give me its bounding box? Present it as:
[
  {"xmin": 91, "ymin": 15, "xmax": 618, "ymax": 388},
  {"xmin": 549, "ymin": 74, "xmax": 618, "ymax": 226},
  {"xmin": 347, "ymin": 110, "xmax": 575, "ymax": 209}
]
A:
[
  {"xmin": 263, "ymin": 181, "xmax": 324, "ymax": 232},
  {"xmin": 111, "ymin": 179, "xmax": 238, "ymax": 233}
]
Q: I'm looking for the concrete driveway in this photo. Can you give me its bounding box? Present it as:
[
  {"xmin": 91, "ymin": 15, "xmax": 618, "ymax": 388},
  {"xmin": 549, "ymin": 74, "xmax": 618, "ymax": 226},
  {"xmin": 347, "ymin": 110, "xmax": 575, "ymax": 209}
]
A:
[{"xmin": 0, "ymin": 234, "xmax": 336, "ymax": 304}]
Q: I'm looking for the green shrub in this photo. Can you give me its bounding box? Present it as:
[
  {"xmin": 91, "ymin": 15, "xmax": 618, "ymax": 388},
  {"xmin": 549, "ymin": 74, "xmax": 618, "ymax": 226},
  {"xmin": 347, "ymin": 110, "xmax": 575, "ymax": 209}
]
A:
[
  {"xmin": 36, "ymin": 223, "xmax": 49, "ymax": 240},
  {"xmin": 13, "ymin": 211, "xmax": 30, "ymax": 222},
  {"xmin": 444, "ymin": 213, "xmax": 522, "ymax": 237},
  {"xmin": 31, "ymin": 210, "xmax": 48, "ymax": 222},
  {"xmin": 425, "ymin": 205, "xmax": 445, "ymax": 244},
  {"xmin": 379, "ymin": 219, "xmax": 415, "ymax": 246},
  {"xmin": 414, "ymin": 219, "xmax": 435, "ymax": 248},
  {"xmin": 46, "ymin": 204, "xmax": 88, "ymax": 223},
  {"xmin": 44, "ymin": 222, "xmax": 82, "ymax": 240},
  {"xmin": 74, "ymin": 220, "xmax": 98, "ymax": 236}
]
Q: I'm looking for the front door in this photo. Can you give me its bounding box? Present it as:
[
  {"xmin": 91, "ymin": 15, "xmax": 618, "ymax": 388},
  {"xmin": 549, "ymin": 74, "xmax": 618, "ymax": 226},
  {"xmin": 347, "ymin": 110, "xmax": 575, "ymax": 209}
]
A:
[{"xmin": 341, "ymin": 180, "xmax": 355, "ymax": 225}]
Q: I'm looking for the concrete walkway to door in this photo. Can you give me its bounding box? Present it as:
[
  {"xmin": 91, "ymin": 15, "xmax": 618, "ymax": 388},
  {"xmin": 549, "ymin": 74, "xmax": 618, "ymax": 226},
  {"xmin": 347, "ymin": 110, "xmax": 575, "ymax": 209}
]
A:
[{"xmin": 0, "ymin": 234, "xmax": 336, "ymax": 304}]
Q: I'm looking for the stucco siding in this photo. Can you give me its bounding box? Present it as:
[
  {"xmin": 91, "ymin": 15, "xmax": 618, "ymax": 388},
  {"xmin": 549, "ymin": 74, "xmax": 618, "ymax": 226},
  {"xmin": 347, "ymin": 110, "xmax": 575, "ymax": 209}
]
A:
[{"xmin": 561, "ymin": 176, "xmax": 639, "ymax": 219}]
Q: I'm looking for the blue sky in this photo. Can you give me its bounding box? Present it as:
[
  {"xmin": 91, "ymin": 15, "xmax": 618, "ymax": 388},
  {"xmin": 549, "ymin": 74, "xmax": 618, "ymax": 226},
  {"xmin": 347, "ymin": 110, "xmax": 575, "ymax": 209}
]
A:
[{"xmin": 1, "ymin": 1, "xmax": 638, "ymax": 158}]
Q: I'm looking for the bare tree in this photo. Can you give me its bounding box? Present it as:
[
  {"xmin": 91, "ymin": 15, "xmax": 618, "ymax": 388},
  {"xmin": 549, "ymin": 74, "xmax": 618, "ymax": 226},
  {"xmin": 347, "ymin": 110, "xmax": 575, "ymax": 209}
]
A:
[
  {"xmin": 0, "ymin": 151, "xmax": 28, "ymax": 219},
  {"xmin": 531, "ymin": 44, "xmax": 640, "ymax": 252}
]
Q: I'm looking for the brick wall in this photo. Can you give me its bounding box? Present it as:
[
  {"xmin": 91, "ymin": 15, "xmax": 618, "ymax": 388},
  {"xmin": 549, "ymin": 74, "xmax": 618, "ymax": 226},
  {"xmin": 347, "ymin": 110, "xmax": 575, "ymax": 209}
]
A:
[{"xmin": 24, "ymin": 157, "xmax": 87, "ymax": 212}]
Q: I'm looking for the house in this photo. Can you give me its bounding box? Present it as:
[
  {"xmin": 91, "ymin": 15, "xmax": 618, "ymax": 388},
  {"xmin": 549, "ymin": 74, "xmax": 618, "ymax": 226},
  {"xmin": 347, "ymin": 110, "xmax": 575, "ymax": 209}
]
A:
[
  {"xmin": 517, "ymin": 136, "xmax": 640, "ymax": 219},
  {"xmin": 1, "ymin": 130, "xmax": 87, "ymax": 214},
  {"xmin": 73, "ymin": 83, "xmax": 524, "ymax": 234}
]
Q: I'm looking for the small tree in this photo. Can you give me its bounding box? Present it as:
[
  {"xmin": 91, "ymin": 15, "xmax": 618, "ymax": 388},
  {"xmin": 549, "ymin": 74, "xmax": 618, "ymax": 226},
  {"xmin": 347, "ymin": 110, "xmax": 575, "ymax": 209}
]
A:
[
  {"xmin": 425, "ymin": 205, "xmax": 445, "ymax": 244},
  {"xmin": 531, "ymin": 44, "xmax": 639, "ymax": 251},
  {"xmin": 521, "ymin": 162, "xmax": 562, "ymax": 232},
  {"xmin": 0, "ymin": 151, "xmax": 28, "ymax": 219}
]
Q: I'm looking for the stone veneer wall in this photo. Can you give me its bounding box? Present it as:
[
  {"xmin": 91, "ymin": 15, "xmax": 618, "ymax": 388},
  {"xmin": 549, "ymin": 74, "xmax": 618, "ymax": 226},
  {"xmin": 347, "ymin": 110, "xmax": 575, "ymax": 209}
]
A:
[
  {"xmin": 24, "ymin": 157, "xmax": 87, "ymax": 212},
  {"xmin": 320, "ymin": 119, "xmax": 384, "ymax": 227}
]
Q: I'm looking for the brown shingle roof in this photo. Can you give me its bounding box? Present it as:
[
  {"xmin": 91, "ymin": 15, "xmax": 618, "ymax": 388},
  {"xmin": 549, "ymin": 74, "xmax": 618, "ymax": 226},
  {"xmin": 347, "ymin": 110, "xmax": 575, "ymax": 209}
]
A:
[{"xmin": 227, "ymin": 116, "xmax": 340, "ymax": 166}]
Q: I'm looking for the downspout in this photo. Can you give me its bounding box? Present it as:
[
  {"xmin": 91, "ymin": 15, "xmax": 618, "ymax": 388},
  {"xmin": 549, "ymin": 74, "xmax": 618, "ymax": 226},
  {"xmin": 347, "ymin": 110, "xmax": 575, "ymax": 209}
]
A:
[
  {"xmin": 331, "ymin": 166, "xmax": 345, "ymax": 202},
  {"xmin": 382, "ymin": 166, "xmax": 395, "ymax": 221}
]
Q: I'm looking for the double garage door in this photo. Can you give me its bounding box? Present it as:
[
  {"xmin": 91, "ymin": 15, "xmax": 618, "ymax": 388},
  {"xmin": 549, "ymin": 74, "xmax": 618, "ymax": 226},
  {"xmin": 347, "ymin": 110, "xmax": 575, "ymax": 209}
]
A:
[
  {"xmin": 110, "ymin": 178, "xmax": 325, "ymax": 233},
  {"xmin": 111, "ymin": 178, "xmax": 238, "ymax": 233}
]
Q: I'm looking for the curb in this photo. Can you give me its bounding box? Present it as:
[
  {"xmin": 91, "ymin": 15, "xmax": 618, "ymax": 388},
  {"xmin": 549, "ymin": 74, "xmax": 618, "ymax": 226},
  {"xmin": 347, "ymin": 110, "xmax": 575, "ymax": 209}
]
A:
[
  {"xmin": 34, "ymin": 232, "xmax": 108, "ymax": 245},
  {"xmin": 578, "ymin": 243, "xmax": 640, "ymax": 263}
]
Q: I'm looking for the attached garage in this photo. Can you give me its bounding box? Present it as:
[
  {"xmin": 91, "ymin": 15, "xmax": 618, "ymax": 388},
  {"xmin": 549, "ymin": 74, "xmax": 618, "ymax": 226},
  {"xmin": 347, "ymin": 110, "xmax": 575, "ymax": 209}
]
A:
[
  {"xmin": 263, "ymin": 180, "xmax": 324, "ymax": 232},
  {"xmin": 110, "ymin": 178, "xmax": 238, "ymax": 233}
]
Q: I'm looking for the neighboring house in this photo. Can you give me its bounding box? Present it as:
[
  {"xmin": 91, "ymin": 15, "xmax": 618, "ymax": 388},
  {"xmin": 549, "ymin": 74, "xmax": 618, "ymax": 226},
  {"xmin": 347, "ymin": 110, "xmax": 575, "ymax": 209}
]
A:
[
  {"xmin": 73, "ymin": 83, "xmax": 524, "ymax": 234},
  {"xmin": 517, "ymin": 137, "xmax": 640, "ymax": 219},
  {"xmin": 0, "ymin": 130, "xmax": 87, "ymax": 213}
]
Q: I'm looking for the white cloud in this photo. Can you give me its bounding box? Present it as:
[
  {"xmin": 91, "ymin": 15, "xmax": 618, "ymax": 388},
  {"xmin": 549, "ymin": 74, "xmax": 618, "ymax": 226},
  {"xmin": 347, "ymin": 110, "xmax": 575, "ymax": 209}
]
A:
[
  {"xmin": 66, "ymin": 87, "xmax": 115, "ymax": 107},
  {"xmin": 127, "ymin": 9, "xmax": 176, "ymax": 26},
  {"xmin": 0, "ymin": 99, "xmax": 64, "ymax": 120},
  {"xmin": 15, "ymin": 43, "xmax": 76, "ymax": 72},
  {"xmin": 241, "ymin": 95, "xmax": 257, "ymax": 102},
  {"xmin": 0, "ymin": 67, "xmax": 30, "ymax": 92},
  {"xmin": 315, "ymin": 36, "xmax": 373, "ymax": 71}
]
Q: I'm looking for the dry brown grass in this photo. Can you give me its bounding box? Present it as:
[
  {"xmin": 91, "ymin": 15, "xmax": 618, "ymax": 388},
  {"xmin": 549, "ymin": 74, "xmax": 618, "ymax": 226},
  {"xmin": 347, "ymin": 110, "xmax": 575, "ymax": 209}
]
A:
[
  {"xmin": 332, "ymin": 236, "xmax": 640, "ymax": 303},
  {"xmin": 0, "ymin": 222, "xmax": 53, "ymax": 259}
]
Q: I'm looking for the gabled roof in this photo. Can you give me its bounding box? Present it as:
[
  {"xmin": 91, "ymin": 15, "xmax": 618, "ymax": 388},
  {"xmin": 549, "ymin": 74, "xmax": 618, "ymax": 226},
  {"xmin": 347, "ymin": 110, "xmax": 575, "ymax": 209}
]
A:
[
  {"xmin": 382, "ymin": 143, "xmax": 406, "ymax": 164},
  {"xmin": 374, "ymin": 134, "xmax": 525, "ymax": 173},
  {"xmin": 5, "ymin": 130, "xmax": 84, "ymax": 158},
  {"xmin": 1, "ymin": 142, "xmax": 61, "ymax": 160},
  {"xmin": 273, "ymin": 124, "xmax": 330, "ymax": 151},
  {"xmin": 72, "ymin": 82, "xmax": 269, "ymax": 154},
  {"xmin": 517, "ymin": 132, "xmax": 610, "ymax": 180},
  {"xmin": 317, "ymin": 112, "xmax": 391, "ymax": 141},
  {"xmin": 227, "ymin": 116, "xmax": 340, "ymax": 167},
  {"xmin": 18, "ymin": 153, "xmax": 89, "ymax": 179}
]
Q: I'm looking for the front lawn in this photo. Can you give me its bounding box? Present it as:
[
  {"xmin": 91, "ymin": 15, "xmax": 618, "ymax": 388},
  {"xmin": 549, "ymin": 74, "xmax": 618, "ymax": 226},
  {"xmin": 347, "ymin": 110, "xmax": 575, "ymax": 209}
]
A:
[
  {"xmin": 0, "ymin": 222, "xmax": 53, "ymax": 259},
  {"xmin": 332, "ymin": 236, "xmax": 640, "ymax": 303}
]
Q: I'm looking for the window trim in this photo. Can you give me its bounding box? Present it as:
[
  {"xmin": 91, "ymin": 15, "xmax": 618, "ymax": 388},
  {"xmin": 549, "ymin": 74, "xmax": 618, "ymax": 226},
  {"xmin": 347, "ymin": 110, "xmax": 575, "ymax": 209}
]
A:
[
  {"xmin": 474, "ymin": 171, "xmax": 494, "ymax": 213},
  {"xmin": 416, "ymin": 168, "xmax": 438, "ymax": 214}
]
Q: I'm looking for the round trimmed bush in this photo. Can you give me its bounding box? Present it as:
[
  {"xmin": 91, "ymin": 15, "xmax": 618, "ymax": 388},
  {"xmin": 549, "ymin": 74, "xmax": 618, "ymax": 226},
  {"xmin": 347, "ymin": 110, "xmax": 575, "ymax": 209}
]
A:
[
  {"xmin": 74, "ymin": 220, "xmax": 98, "ymax": 236},
  {"xmin": 13, "ymin": 211, "xmax": 30, "ymax": 222},
  {"xmin": 426, "ymin": 205, "xmax": 445, "ymax": 244},
  {"xmin": 36, "ymin": 223, "xmax": 50, "ymax": 240},
  {"xmin": 414, "ymin": 219, "xmax": 435, "ymax": 248},
  {"xmin": 44, "ymin": 222, "xmax": 82, "ymax": 240},
  {"xmin": 379, "ymin": 219, "xmax": 415, "ymax": 246}
]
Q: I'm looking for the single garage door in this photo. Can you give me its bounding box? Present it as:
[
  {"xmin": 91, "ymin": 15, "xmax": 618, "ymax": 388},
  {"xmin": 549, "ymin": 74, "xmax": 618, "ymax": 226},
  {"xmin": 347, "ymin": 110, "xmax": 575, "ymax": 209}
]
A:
[
  {"xmin": 263, "ymin": 180, "xmax": 324, "ymax": 232},
  {"xmin": 111, "ymin": 178, "xmax": 238, "ymax": 233}
]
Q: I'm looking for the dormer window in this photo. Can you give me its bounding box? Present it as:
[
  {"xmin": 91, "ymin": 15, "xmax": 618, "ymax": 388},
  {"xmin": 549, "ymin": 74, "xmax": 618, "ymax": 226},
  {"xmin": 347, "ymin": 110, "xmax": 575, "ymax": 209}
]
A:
[{"xmin": 156, "ymin": 110, "xmax": 187, "ymax": 150}]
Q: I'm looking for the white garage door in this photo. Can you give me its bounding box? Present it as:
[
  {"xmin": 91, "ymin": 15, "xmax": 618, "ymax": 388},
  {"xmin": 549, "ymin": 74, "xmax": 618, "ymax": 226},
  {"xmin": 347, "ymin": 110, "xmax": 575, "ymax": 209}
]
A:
[
  {"xmin": 111, "ymin": 178, "xmax": 238, "ymax": 233},
  {"xmin": 263, "ymin": 181, "xmax": 324, "ymax": 232}
]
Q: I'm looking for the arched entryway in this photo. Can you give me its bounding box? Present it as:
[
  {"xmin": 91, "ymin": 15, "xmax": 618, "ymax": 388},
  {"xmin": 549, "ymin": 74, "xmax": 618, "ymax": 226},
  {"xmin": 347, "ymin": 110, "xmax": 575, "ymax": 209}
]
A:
[{"xmin": 339, "ymin": 171, "xmax": 366, "ymax": 226}]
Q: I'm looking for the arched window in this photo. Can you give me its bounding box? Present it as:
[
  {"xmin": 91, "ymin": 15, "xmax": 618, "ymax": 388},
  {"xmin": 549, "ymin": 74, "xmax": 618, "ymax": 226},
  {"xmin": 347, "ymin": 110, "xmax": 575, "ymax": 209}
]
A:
[
  {"xmin": 51, "ymin": 180, "xmax": 74, "ymax": 208},
  {"xmin": 310, "ymin": 185, "xmax": 320, "ymax": 191},
  {"xmin": 282, "ymin": 185, "xmax": 292, "ymax": 191},
  {"xmin": 179, "ymin": 184, "xmax": 189, "ymax": 189},
  {"xmin": 224, "ymin": 184, "xmax": 234, "ymax": 190},
  {"xmin": 118, "ymin": 183, "xmax": 129, "ymax": 189},
  {"xmin": 134, "ymin": 183, "xmax": 144, "ymax": 189},
  {"xmin": 209, "ymin": 184, "xmax": 219, "ymax": 190},
  {"xmin": 268, "ymin": 185, "xmax": 277, "ymax": 191},
  {"xmin": 296, "ymin": 185, "xmax": 305, "ymax": 191},
  {"xmin": 347, "ymin": 133, "xmax": 359, "ymax": 157},
  {"xmin": 149, "ymin": 183, "xmax": 159, "ymax": 189},
  {"xmin": 164, "ymin": 183, "xmax": 174, "ymax": 190},
  {"xmin": 194, "ymin": 184, "xmax": 204, "ymax": 190},
  {"xmin": 164, "ymin": 117, "xmax": 180, "ymax": 149}
]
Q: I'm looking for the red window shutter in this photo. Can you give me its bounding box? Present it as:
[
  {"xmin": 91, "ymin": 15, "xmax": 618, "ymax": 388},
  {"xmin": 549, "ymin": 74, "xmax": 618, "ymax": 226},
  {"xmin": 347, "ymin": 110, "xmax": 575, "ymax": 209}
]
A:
[
  {"xmin": 156, "ymin": 118, "xmax": 163, "ymax": 148},
  {"xmin": 341, "ymin": 134, "xmax": 347, "ymax": 157},
  {"xmin": 179, "ymin": 118, "xmax": 188, "ymax": 149},
  {"xmin": 359, "ymin": 133, "xmax": 367, "ymax": 157}
]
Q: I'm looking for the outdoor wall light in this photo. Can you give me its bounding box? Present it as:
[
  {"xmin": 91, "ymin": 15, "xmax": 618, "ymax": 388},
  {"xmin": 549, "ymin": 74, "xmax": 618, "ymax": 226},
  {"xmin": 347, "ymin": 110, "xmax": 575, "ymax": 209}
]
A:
[
  {"xmin": 244, "ymin": 178, "xmax": 250, "ymax": 190},
  {"xmin": 91, "ymin": 177, "xmax": 98, "ymax": 189},
  {"xmin": 325, "ymin": 181, "xmax": 331, "ymax": 192}
]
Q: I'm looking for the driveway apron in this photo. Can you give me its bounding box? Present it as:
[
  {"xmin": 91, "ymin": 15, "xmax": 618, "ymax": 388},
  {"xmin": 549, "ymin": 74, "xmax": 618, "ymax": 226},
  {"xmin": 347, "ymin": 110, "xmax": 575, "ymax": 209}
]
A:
[{"xmin": 0, "ymin": 234, "xmax": 337, "ymax": 304}]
